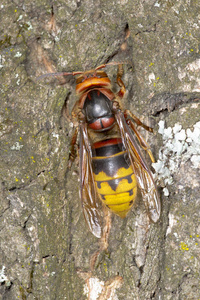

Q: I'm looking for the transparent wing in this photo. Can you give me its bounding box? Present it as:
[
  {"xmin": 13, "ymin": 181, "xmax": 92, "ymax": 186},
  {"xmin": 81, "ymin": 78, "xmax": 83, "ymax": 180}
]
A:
[
  {"xmin": 115, "ymin": 111, "xmax": 161, "ymax": 222},
  {"xmin": 79, "ymin": 122, "xmax": 102, "ymax": 238}
]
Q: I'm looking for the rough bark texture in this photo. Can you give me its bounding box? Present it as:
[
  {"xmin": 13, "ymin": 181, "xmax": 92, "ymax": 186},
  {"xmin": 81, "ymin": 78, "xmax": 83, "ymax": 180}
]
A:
[{"xmin": 0, "ymin": 0, "xmax": 200, "ymax": 299}]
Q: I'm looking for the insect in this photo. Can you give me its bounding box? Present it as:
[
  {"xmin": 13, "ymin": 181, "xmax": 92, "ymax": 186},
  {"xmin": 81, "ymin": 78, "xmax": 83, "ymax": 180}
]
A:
[{"xmin": 39, "ymin": 62, "xmax": 160, "ymax": 238}]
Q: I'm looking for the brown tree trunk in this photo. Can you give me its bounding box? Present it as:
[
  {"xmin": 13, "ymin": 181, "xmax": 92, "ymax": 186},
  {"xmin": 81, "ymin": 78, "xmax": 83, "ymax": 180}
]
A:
[{"xmin": 0, "ymin": 1, "xmax": 200, "ymax": 299}]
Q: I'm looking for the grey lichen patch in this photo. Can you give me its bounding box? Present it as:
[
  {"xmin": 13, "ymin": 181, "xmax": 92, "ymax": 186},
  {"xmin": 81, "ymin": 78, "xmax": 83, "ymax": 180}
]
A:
[
  {"xmin": 10, "ymin": 141, "xmax": 24, "ymax": 150},
  {"xmin": 153, "ymin": 108, "xmax": 200, "ymax": 196},
  {"xmin": 0, "ymin": 266, "xmax": 9, "ymax": 285}
]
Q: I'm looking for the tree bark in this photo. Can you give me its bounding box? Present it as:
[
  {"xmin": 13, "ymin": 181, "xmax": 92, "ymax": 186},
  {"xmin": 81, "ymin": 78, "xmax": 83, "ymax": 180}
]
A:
[{"xmin": 0, "ymin": 0, "xmax": 200, "ymax": 299}]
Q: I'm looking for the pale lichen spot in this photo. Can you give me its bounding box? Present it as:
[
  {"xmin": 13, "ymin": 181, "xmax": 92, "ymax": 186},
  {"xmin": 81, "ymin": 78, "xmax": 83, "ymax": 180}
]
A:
[{"xmin": 152, "ymin": 121, "xmax": 200, "ymax": 195}]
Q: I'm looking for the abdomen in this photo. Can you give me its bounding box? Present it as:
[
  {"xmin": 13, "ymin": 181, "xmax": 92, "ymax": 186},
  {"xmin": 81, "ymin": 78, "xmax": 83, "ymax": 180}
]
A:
[{"xmin": 92, "ymin": 138, "xmax": 137, "ymax": 218}]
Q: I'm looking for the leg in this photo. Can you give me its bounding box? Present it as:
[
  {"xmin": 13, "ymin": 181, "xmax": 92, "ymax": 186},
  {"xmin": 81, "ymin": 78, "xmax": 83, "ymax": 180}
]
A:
[
  {"xmin": 100, "ymin": 207, "xmax": 112, "ymax": 251},
  {"xmin": 124, "ymin": 110, "xmax": 153, "ymax": 133},
  {"xmin": 116, "ymin": 64, "xmax": 126, "ymax": 99}
]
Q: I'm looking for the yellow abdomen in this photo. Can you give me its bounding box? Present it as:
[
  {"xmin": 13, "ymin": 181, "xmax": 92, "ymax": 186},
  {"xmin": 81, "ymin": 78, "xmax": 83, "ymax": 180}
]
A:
[{"xmin": 92, "ymin": 138, "xmax": 137, "ymax": 218}]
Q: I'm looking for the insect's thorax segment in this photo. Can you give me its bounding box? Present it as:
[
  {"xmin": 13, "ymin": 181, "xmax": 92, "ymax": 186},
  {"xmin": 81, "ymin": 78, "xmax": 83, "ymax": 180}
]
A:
[
  {"xmin": 91, "ymin": 138, "xmax": 137, "ymax": 218},
  {"xmin": 76, "ymin": 75, "xmax": 111, "ymax": 94},
  {"xmin": 82, "ymin": 89, "xmax": 115, "ymax": 132}
]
